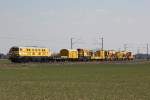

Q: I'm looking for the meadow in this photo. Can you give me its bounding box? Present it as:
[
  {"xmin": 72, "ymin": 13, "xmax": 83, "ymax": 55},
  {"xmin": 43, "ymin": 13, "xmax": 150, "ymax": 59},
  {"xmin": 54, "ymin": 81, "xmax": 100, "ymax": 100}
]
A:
[{"xmin": 0, "ymin": 60, "xmax": 150, "ymax": 100}]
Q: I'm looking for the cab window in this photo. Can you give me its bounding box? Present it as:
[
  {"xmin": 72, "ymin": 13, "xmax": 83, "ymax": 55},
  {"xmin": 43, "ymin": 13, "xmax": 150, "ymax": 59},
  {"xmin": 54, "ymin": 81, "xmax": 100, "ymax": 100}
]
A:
[{"xmin": 12, "ymin": 48, "xmax": 19, "ymax": 51}]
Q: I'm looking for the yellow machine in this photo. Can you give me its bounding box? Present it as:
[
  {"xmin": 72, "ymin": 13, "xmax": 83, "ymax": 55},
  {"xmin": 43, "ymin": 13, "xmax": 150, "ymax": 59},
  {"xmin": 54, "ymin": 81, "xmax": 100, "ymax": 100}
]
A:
[
  {"xmin": 77, "ymin": 49, "xmax": 91, "ymax": 57},
  {"xmin": 77, "ymin": 49, "xmax": 92, "ymax": 61},
  {"xmin": 106, "ymin": 50, "xmax": 116, "ymax": 61},
  {"xmin": 125, "ymin": 51, "xmax": 134, "ymax": 60},
  {"xmin": 9, "ymin": 46, "xmax": 51, "ymax": 62},
  {"xmin": 129, "ymin": 52, "xmax": 134, "ymax": 60},
  {"xmin": 92, "ymin": 50, "xmax": 106, "ymax": 60},
  {"xmin": 116, "ymin": 51, "xmax": 125, "ymax": 60},
  {"xmin": 60, "ymin": 49, "xmax": 78, "ymax": 60}
]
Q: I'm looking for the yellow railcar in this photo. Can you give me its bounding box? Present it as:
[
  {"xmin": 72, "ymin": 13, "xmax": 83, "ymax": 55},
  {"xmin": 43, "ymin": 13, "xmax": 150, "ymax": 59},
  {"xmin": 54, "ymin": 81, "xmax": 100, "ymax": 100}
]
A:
[
  {"xmin": 9, "ymin": 46, "xmax": 51, "ymax": 62},
  {"xmin": 60, "ymin": 49, "xmax": 78, "ymax": 60}
]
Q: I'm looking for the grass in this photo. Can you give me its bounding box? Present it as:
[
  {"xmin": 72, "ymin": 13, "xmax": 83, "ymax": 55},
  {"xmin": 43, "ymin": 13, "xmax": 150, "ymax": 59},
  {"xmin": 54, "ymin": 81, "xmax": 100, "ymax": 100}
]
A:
[{"xmin": 0, "ymin": 60, "xmax": 150, "ymax": 100}]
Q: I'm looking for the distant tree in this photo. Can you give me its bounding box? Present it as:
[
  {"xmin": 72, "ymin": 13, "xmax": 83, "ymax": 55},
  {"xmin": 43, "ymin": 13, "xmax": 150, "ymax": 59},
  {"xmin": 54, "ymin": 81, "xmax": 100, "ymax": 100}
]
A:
[
  {"xmin": 135, "ymin": 54, "xmax": 150, "ymax": 59},
  {"xmin": 0, "ymin": 53, "xmax": 8, "ymax": 59}
]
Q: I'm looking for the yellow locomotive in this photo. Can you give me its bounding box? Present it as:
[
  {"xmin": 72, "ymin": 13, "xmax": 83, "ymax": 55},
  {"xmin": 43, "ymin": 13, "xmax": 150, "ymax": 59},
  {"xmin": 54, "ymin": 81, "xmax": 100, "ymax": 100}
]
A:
[{"xmin": 9, "ymin": 46, "xmax": 52, "ymax": 62}]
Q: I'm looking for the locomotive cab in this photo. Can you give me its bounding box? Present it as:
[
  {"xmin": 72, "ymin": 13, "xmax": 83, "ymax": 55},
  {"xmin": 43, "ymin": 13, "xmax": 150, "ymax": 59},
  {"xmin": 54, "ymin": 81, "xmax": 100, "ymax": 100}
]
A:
[{"xmin": 9, "ymin": 47, "xmax": 20, "ymax": 61}]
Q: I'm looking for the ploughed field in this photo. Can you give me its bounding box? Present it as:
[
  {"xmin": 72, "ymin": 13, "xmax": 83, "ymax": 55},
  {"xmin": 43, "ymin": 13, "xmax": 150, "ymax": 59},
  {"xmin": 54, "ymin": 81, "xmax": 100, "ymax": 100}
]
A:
[{"xmin": 0, "ymin": 60, "xmax": 150, "ymax": 100}]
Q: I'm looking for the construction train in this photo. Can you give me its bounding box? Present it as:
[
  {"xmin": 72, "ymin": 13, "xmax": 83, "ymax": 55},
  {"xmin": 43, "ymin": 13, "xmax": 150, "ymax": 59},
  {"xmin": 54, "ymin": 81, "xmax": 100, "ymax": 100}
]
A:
[{"xmin": 8, "ymin": 46, "xmax": 134, "ymax": 63}]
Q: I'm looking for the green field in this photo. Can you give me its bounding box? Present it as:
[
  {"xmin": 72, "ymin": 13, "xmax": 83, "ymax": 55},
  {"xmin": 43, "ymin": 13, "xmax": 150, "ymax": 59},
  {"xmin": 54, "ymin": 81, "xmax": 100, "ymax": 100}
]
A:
[{"xmin": 0, "ymin": 60, "xmax": 150, "ymax": 100}]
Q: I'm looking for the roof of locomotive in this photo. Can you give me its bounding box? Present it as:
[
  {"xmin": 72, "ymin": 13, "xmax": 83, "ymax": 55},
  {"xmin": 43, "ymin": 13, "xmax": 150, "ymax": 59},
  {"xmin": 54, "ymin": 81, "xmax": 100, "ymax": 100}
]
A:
[{"xmin": 10, "ymin": 46, "xmax": 49, "ymax": 49}]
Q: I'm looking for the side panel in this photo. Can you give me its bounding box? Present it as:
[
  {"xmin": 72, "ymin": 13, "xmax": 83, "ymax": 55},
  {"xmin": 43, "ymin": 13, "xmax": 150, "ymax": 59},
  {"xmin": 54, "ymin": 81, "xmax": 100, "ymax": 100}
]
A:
[{"xmin": 19, "ymin": 48, "xmax": 51, "ymax": 57}]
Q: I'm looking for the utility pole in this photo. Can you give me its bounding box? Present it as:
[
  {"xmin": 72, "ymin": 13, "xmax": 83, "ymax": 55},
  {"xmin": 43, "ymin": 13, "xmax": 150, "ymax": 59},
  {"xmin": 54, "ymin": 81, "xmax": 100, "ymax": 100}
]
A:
[
  {"xmin": 70, "ymin": 37, "xmax": 73, "ymax": 49},
  {"xmin": 124, "ymin": 44, "xmax": 127, "ymax": 51},
  {"xmin": 70, "ymin": 37, "xmax": 81, "ymax": 49},
  {"xmin": 101, "ymin": 36, "xmax": 104, "ymax": 50},
  {"xmin": 97, "ymin": 32, "xmax": 104, "ymax": 50},
  {"xmin": 147, "ymin": 43, "xmax": 149, "ymax": 60},
  {"xmin": 137, "ymin": 47, "xmax": 140, "ymax": 54}
]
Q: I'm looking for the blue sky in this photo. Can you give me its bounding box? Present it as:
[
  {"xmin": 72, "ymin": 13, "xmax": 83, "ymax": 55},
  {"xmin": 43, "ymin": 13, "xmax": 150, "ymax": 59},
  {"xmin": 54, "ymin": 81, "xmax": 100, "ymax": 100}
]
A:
[{"xmin": 0, "ymin": 0, "xmax": 150, "ymax": 54}]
